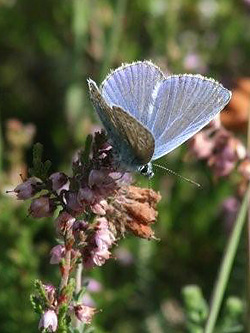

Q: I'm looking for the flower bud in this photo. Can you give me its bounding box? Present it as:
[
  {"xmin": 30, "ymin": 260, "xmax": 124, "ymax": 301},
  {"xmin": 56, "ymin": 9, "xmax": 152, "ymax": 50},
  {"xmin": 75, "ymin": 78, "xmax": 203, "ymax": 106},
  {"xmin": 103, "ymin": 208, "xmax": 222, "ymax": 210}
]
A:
[
  {"xmin": 43, "ymin": 284, "xmax": 56, "ymax": 305},
  {"xmin": 54, "ymin": 211, "xmax": 75, "ymax": 235},
  {"xmin": 50, "ymin": 245, "xmax": 65, "ymax": 264},
  {"xmin": 91, "ymin": 199, "xmax": 108, "ymax": 215},
  {"xmin": 74, "ymin": 304, "xmax": 96, "ymax": 324},
  {"xmin": 49, "ymin": 172, "xmax": 68, "ymax": 192},
  {"xmin": 78, "ymin": 187, "xmax": 95, "ymax": 205},
  {"xmin": 14, "ymin": 177, "xmax": 42, "ymax": 200},
  {"xmin": 38, "ymin": 310, "xmax": 58, "ymax": 332},
  {"xmin": 29, "ymin": 196, "xmax": 55, "ymax": 218},
  {"xmin": 65, "ymin": 191, "xmax": 84, "ymax": 213}
]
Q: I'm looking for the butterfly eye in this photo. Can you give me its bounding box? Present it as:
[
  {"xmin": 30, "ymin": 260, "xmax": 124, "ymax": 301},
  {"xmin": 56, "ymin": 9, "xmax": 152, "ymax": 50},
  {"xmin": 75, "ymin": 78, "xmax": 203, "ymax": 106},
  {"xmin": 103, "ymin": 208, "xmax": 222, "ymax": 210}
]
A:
[{"xmin": 140, "ymin": 165, "xmax": 148, "ymax": 174}]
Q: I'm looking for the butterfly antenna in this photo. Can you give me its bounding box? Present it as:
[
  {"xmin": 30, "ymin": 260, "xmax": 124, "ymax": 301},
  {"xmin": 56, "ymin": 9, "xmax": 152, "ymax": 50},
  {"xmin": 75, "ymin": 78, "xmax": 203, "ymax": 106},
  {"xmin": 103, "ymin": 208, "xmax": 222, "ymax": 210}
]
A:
[{"xmin": 153, "ymin": 163, "xmax": 201, "ymax": 188}]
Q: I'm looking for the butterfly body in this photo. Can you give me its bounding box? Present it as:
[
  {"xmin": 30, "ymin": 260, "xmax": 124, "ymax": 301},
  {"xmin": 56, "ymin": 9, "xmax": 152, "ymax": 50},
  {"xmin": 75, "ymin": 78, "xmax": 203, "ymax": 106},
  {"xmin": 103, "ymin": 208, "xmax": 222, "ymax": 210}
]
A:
[{"xmin": 88, "ymin": 61, "xmax": 232, "ymax": 177}]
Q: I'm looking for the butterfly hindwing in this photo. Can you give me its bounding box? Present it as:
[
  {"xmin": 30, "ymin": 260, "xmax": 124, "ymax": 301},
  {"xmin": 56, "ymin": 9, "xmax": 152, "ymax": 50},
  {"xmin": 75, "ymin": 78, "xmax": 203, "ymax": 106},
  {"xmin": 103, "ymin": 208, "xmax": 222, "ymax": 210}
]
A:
[{"xmin": 88, "ymin": 79, "xmax": 155, "ymax": 168}]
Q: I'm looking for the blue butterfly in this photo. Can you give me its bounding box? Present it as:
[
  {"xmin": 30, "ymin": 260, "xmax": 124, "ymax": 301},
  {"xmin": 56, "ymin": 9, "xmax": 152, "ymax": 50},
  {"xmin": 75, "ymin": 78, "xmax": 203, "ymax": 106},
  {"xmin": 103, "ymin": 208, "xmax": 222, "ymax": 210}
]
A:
[{"xmin": 88, "ymin": 61, "xmax": 231, "ymax": 177}]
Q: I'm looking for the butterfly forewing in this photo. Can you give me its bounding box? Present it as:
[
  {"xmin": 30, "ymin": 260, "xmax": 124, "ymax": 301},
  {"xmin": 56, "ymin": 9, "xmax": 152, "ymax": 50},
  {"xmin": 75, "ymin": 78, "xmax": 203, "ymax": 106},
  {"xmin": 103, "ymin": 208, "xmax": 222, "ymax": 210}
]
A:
[
  {"xmin": 88, "ymin": 79, "xmax": 155, "ymax": 168},
  {"xmin": 149, "ymin": 75, "xmax": 232, "ymax": 160},
  {"xmin": 101, "ymin": 61, "xmax": 166, "ymax": 128}
]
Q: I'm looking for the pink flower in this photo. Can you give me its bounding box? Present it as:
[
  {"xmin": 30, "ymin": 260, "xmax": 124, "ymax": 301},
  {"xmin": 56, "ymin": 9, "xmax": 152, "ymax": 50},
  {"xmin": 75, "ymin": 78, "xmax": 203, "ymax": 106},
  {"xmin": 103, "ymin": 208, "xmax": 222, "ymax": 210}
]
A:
[
  {"xmin": 39, "ymin": 310, "xmax": 58, "ymax": 332},
  {"xmin": 78, "ymin": 187, "xmax": 95, "ymax": 204},
  {"xmin": 49, "ymin": 172, "xmax": 68, "ymax": 192},
  {"xmin": 88, "ymin": 169, "xmax": 121, "ymax": 196},
  {"xmin": 189, "ymin": 132, "xmax": 214, "ymax": 159},
  {"xmin": 43, "ymin": 284, "xmax": 56, "ymax": 305},
  {"xmin": 74, "ymin": 305, "xmax": 96, "ymax": 324},
  {"xmin": 29, "ymin": 196, "xmax": 55, "ymax": 218},
  {"xmin": 54, "ymin": 211, "xmax": 75, "ymax": 235},
  {"xmin": 208, "ymin": 130, "xmax": 241, "ymax": 177},
  {"xmin": 92, "ymin": 248, "xmax": 111, "ymax": 266},
  {"xmin": 86, "ymin": 278, "xmax": 102, "ymax": 293},
  {"xmin": 91, "ymin": 200, "xmax": 108, "ymax": 215},
  {"xmin": 14, "ymin": 177, "xmax": 41, "ymax": 200},
  {"xmin": 94, "ymin": 217, "xmax": 115, "ymax": 249},
  {"xmin": 82, "ymin": 217, "xmax": 115, "ymax": 268},
  {"xmin": 65, "ymin": 191, "xmax": 84, "ymax": 213},
  {"xmin": 50, "ymin": 245, "xmax": 65, "ymax": 264}
]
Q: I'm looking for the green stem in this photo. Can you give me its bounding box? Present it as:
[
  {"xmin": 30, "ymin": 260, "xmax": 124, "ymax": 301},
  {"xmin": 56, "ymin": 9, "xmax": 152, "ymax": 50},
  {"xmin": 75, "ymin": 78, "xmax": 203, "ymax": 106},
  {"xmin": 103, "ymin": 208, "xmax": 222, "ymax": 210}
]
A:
[
  {"xmin": 60, "ymin": 248, "xmax": 72, "ymax": 290},
  {"xmin": 204, "ymin": 186, "xmax": 250, "ymax": 333}
]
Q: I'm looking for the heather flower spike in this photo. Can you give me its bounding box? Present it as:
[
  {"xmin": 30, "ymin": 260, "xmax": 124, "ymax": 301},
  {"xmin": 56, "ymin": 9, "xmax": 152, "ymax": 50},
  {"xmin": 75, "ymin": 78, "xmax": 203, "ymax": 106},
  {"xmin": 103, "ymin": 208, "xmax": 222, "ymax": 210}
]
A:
[{"xmin": 12, "ymin": 130, "xmax": 161, "ymax": 331}]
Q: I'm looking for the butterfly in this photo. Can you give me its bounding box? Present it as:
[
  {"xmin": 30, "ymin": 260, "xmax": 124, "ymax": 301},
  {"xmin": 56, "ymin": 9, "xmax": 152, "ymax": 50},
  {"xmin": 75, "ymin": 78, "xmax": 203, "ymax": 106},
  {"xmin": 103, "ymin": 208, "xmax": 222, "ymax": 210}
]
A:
[{"xmin": 88, "ymin": 61, "xmax": 232, "ymax": 178}]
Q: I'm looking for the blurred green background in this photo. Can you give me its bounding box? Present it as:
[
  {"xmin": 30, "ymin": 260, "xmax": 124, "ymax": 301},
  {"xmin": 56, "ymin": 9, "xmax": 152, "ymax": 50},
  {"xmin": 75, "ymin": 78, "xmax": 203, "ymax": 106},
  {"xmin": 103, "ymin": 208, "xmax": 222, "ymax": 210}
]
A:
[{"xmin": 0, "ymin": 0, "xmax": 250, "ymax": 332}]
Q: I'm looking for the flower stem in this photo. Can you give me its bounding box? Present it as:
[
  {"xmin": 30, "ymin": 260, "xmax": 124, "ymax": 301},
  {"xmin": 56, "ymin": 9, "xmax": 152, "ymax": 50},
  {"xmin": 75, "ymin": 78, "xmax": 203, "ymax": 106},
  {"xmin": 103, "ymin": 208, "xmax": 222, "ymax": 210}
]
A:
[
  {"xmin": 60, "ymin": 248, "xmax": 72, "ymax": 290},
  {"xmin": 204, "ymin": 186, "xmax": 250, "ymax": 333},
  {"xmin": 73, "ymin": 263, "xmax": 83, "ymax": 329}
]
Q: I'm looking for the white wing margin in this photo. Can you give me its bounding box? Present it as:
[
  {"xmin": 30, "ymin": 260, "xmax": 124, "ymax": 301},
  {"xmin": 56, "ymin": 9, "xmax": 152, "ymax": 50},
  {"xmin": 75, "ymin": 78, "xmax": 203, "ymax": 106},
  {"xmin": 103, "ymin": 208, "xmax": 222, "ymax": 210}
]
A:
[
  {"xmin": 149, "ymin": 74, "xmax": 232, "ymax": 160},
  {"xmin": 101, "ymin": 61, "xmax": 166, "ymax": 128}
]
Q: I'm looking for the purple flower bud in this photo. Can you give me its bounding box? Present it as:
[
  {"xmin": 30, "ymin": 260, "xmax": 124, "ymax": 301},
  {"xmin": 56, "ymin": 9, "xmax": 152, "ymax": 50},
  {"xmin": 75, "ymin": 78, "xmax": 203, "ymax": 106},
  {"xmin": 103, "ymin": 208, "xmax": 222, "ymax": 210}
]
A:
[
  {"xmin": 38, "ymin": 310, "xmax": 58, "ymax": 332},
  {"xmin": 65, "ymin": 191, "xmax": 84, "ymax": 213},
  {"xmin": 74, "ymin": 304, "xmax": 96, "ymax": 324},
  {"xmin": 49, "ymin": 172, "xmax": 69, "ymax": 192},
  {"xmin": 92, "ymin": 248, "xmax": 111, "ymax": 266},
  {"xmin": 78, "ymin": 187, "xmax": 95, "ymax": 205},
  {"xmin": 50, "ymin": 245, "xmax": 65, "ymax": 264},
  {"xmin": 86, "ymin": 278, "xmax": 102, "ymax": 293},
  {"xmin": 14, "ymin": 177, "xmax": 42, "ymax": 200},
  {"xmin": 43, "ymin": 284, "xmax": 56, "ymax": 305},
  {"xmin": 29, "ymin": 196, "xmax": 55, "ymax": 218}
]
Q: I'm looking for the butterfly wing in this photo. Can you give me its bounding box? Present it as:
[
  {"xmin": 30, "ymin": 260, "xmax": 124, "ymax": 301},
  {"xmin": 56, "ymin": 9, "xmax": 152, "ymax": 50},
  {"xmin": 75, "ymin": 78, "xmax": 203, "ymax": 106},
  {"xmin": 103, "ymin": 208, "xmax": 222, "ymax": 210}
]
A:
[
  {"xmin": 88, "ymin": 79, "xmax": 155, "ymax": 168},
  {"xmin": 101, "ymin": 61, "xmax": 166, "ymax": 129},
  {"xmin": 148, "ymin": 74, "xmax": 232, "ymax": 160}
]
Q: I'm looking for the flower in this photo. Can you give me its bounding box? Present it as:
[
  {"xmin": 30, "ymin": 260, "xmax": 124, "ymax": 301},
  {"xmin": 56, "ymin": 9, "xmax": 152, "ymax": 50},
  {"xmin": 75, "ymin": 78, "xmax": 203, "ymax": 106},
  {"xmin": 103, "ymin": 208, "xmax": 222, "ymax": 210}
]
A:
[
  {"xmin": 29, "ymin": 195, "xmax": 55, "ymax": 218},
  {"xmin": 50, "ymin": 245, "xmax": 65, "ymax": 264},
  {"xmin": 43, "ymin": 284, "xmax": 56, "ymax": 305},
  {"xmin": 189, "ymin": 132, "xmax": 214, "ymax": 159},
  {"xmin": 94, "ymin": 217, "xmax": 115, "ymax": 249},
  {"xmin": 91, "ymin": 199, "xmax": 108, "ymax": 215},
  {"xmin": 14, "ymin": 177, "xmax": 42, "ymax": 200},
  {"xmin": 86, "ymin": 278, "xmax": 102, "ymax": 293},
  {"xmin": 38, "ymin": 310, "xmax": 58, "ymax": 332},
  {"xmin": 65, "ymin": 191, "xmax": 84, "ymax": 214},
  {"xmin": 74, "ymin": 304, "xmax": 96, "ymax": 324},
  {"xmin": 54, "ymin": 211, "xmax": 75, "ymax": 236},
  {"xmin": 82, "ymin": 217, "xmax": 115, "ymax": 268},
  {"xmin": 238, "ymin": 158, "xmax": 250, "ymax": 180},
  {"xmin": 110, "ymin": 186, "xmax": 161, "ymax": 239},
  {"xmin": 49, "ymin": 172, "xmax": 69, "ymax": 192},
  {"xmin": 208, "ymin": 130, "xmax": 243, "ymax": 177}
]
